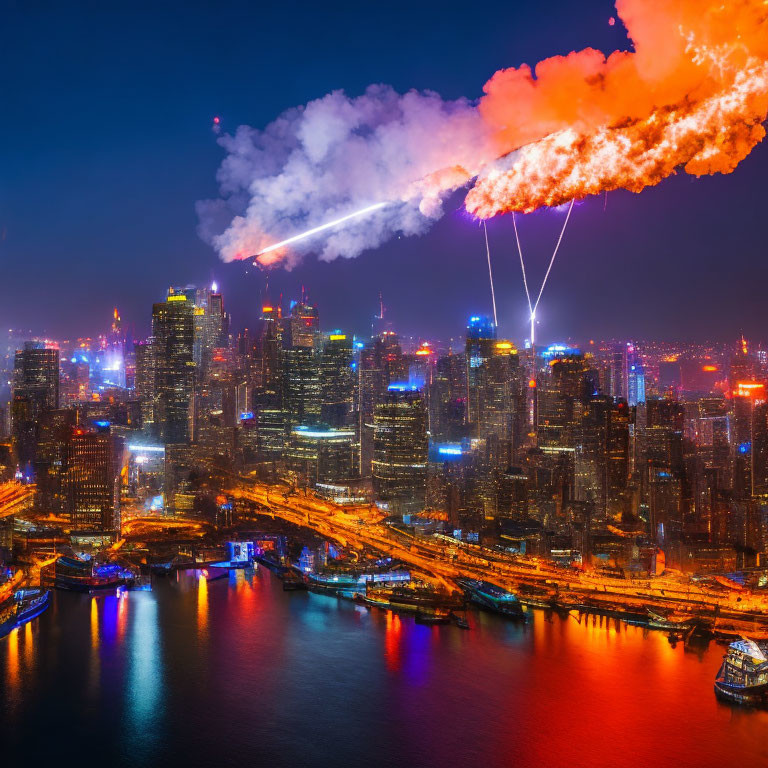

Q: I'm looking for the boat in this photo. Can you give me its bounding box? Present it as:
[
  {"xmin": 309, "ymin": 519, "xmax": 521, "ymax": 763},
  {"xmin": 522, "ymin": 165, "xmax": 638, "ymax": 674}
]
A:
[
  {"xmin": 646, "ymin": 609, "xmax": 697, "ymax": 633},
  {"xmin": 714, "ymin": 638, "xmax": 768, "ymax": 706},
  {"xmin": 415, "ymin": 609, "xmax": 451, "ymax": 625},
  {"xmin": 306, "ymin": 568, "xmax": 410, "ymax": 597},
  {"xmin": 456, "ymin": 578, "xmax": 525, "ymax": 619},
  {"xmin": 365, "ymin": 586, "xmax": 463, "ymax": 614},
  {"xmin": 42, "ymin": 556, "xmax": 135, "ymax": 592},
  {"xmin": 0, "ymin": 588, "xmax": 51, "ymax": 639}
]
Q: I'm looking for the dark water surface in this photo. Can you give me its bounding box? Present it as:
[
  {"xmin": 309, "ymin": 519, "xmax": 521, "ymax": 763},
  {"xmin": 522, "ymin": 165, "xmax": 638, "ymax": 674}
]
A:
[{"xmin": 2, "ymin": 567, "xmax": 767, "ymax": 768}]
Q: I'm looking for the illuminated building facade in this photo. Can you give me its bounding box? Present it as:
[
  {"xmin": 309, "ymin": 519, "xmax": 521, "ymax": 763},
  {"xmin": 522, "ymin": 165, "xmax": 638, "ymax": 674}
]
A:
[
  {"xmin": 285, "ymin": 425, "xmax": 355, "ymax": 486},
  {"xmin": 372, "ymin": 385, "xmax": 428, "ymax": 516},
  {"xmin": 65, "ymin": 425, "xmax": 121, "ymax": 531},
  {"xmin": 465, "ymin": 315, "xmax": 496, "ymax": 427},
  {"xmin": 320, "ymin": 333, "xmax": 354, "ymax": 428},
  {"xmin": 12, "ymin": 342, "xmax": 60, "ymax": 467},
  {"xmin": 152, "ymin": 288, "xmax": 195, "ymax": 444}
]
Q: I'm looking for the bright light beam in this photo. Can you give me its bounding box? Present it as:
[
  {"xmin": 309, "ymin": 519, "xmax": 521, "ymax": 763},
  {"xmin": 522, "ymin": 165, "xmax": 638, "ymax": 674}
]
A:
[
  {"xmin": 255, "ymin": 202, "xmax": 389, "ymax": 257},
  {"xmin": 483, "ymin": 221, "xmax": 498, "ymax": 328},
  {"xmin": 512, "ymin": 211, "xmax": 532, "ymax": 316},
  {"xmin": 532, "ymin": 199, "xmax": 575, "ymax": 313}
]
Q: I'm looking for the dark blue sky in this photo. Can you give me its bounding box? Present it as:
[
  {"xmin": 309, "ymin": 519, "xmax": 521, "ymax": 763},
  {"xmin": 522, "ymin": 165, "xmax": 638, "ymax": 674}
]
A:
[{"xmin": 1, "ymin": 0, "xmax": 766, "ymax": 345}]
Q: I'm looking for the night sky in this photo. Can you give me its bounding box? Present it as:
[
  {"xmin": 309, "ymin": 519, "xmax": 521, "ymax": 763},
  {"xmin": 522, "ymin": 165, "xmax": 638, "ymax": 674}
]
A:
[{"xmin": 1, "ymin": 0, "xmax": 766, "ymax": 345}]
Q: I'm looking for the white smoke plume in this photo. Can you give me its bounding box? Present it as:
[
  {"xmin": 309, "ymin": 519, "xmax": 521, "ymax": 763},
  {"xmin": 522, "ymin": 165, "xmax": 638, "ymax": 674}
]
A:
[{"xmin": 197, "ymin": 84, "xmax": 494, "ymax": 266}]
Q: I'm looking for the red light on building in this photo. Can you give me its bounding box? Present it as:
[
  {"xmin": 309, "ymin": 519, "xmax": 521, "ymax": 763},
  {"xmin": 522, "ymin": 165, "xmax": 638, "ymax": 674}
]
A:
[
  {"xmin": 528, "ymin": 379, "xmax": 536, "ymax": 388},
  {"xmin": 702, "ymin": 365, "xmax": 718, "ymax": 372}
]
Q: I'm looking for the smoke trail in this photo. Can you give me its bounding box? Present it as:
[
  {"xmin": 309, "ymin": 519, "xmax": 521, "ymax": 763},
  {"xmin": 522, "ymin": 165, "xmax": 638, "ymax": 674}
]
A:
[
  {"xmin": 200, "ymin": 0, "xmax": 768, "ymax": 265},
  {"xmin": 198, "ymin": 85, "xmax": 494, "ymax": 266}
]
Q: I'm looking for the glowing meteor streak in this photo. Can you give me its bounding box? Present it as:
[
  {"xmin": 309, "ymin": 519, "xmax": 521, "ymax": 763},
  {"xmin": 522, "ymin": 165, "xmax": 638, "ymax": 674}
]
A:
[{"xmin": 255, "ymin": 202, "xmax": 388, "ymax": 258}]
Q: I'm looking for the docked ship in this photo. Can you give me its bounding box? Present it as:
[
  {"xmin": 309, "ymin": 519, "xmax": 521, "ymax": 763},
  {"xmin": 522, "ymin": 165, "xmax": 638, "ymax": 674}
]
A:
[
  {"xmin": 457, "ymin": 579, "xmax": 526, "ymax": 619},
  {"xmin": 714, "ymin": 638, "xmax": 768, "ymax": 706},
  {"xmin": 646, "ymin": 609, "xmax": 697, "ymax": 633},
  {"xmin": 365, "ymin": 586, "xmax": 463, "ymax": 616},
  {"xmin": 306, "ymin": 568, "xmax": 411, "ymax": 598},
  {"xmin": 42, "ymin": 556, "xmax": 135, "ymax": 592},
  {"xmin": 0, "ymin": 588, "xmax": 51, "ymax": 639}
]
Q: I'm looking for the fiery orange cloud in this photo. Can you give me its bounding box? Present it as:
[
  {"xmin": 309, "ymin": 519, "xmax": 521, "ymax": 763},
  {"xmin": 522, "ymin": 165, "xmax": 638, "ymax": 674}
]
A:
[{"xmin": 466, "ymin": 0, "xmax": 768, "ymax": 218}]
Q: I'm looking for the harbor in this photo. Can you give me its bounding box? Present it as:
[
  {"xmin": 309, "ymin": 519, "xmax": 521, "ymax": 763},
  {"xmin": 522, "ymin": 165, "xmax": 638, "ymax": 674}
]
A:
[{"xmin": 2, "ymin": 565, "xmax": 767, "ymax": 768}]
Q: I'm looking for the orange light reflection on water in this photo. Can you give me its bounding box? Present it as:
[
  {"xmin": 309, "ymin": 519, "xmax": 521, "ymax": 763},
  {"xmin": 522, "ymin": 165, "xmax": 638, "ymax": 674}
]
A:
[
  {"xmin": 23, "ymin": 620, "xmax": 33, "ymax": 667},
  {"xmin": 6, "ymin": 627, "xmax": 19, "ymax": 691},
  {"xmin": 90, "ymin": 597, "xmax": 99, "ymax": 649},
  {"xmin": 197, "ymin": 574, "xmax": 209, "ymax": 635}
]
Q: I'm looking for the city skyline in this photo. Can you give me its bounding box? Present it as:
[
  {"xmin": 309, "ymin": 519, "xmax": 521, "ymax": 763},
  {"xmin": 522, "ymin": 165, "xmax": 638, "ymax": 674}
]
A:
[
  {"xmin": 5, "ymin": 1, "xmax": 768, "ymax": 761},
  {"xmin": 2, "ymin": 0, "xmax": 767, "ymax": 342}
]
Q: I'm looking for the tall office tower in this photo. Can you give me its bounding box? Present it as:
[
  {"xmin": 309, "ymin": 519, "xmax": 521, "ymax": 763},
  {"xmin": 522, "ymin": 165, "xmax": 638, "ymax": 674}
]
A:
[
  {"xmin": 320, "ymin": 332, "xmax": 354, "ymax": 428},
  {"xmin": 65, "ymin": 425, "xmax": 122, "ymax": 532},
  {"xmin": 626, "ymin": 344, "xmax": 646, "ymax": 406},
  {"xmin": 730, "ymin": 382, "xmax": 768, "ymax": 498},
  {"xmin": 13, "ymin": 342, "xmax": 59, "ymax": 411},
  {"xmin": 12, "ymin": 342, "xmax": 60, "ymax": 466},
  {"xmin": 465, "ymin": 315, "xmax": 497, "ymax": 427},
  {"xmin": 408, "ymin": 342, "xmax": 435, "ymax": 424},
  {"xmin": 134, "ymin": 339, "xmax": 156, "ymax": 435},
  {"xmin": 430, "ymin": 350, "xmax": 467, "ymax": 442},
  {"xmin": 695, "ymin": 397, "xmax": 730, "ymax": 471},
  {"xmin": 287, "ymin": 299, "xmax": 320, "ymax": 349},
  {"xmin": 194, "ymin": 283, "xmax": 228, "ymax": 382},
  {"xmin": 358, "ymin": 337, "xmax": 388, "ymax": 478},
  {"xmin": 1, "ymin": 329, "xmax": 32, "ymax": 408},
  {"xmin": 283, "ymin": 343, "xmax": 322, "ymax": 427},
  {"xmin": 35, "ymin": 408, "xmax": 76, "ymax": 515},
  {"xmin": 536, "ymin": 351, "xmax": 590, "ymax": 450},
  {"xmin": 357, "ymin": 333, "xmax": 406, "ymax": 477},
  {"xmin": 379, "ymin": 332, "xmax": 407, "ymax": 382},
  {"xmin": 608, "ymin": 345, "xmax": 628, "ymax": 400},
  {"xmin": 476, "ymin": 341, "xmax": 525, "ymax": 450},
  {"xmin": 648, "ymin": 468, "xmax": 683, "ymax": 547},
  {"xmin": 638, "ymin": 397, "xmax": 686, "ymax": 469},
  {"xmin": 152, "ymin": 288, "xmax": 195, "ymax": 444},
  {"xmin": 255, "ymin": 301, "xmax": 284, "ymax": 404},
  {"xmin": 574, "ymin": 396, "xmax": 630, "ymax": 517},
  {"xmin": 372, "ymin": 385, "xmax": 428, "ymax": 517}
]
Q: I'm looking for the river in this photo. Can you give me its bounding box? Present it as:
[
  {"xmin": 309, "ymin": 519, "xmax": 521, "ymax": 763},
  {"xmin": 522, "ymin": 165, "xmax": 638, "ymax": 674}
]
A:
[{"xmin": 2, "ymin": 567, "xmax": 766, "ymax": 767}]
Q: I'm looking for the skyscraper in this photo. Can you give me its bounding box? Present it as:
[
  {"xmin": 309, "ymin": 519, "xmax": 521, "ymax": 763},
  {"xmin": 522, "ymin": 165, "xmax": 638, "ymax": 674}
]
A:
[
  {"xmin": 465, "ymin": 315, "xmax": 496, "ymax": 427},
  {"xmin": 152, "ymin": 288, "xmax": 195, "ymax": 444},
  {"xmin": 372, "ymin": 385, "xmax": 428, "ymax": 517},
  {"xmin": 65, "ymin": 425, "xmax": 121, "ymax": 532},
  {"xmin": 194, "ymin": 283, "xmax": 228, "ymax": 382},
  {"xmin": 12, "ymin": 342, "xmax": 60, "ymax": 467},
  {"xmin": 320, "ymin": 332, "xmax": 354, "ymax": 428},
  {"xmin": 134, "ymin": 339, "xmax": 156, "ymax": 435}
]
